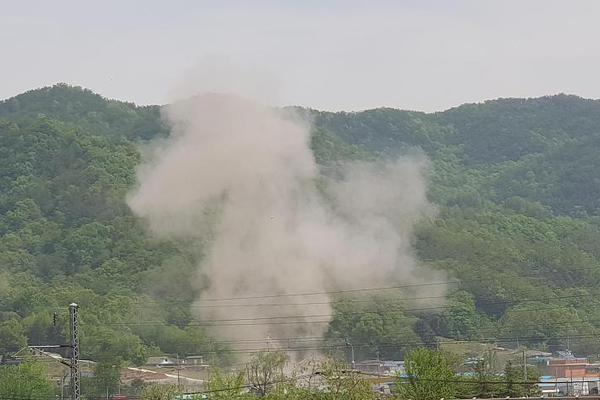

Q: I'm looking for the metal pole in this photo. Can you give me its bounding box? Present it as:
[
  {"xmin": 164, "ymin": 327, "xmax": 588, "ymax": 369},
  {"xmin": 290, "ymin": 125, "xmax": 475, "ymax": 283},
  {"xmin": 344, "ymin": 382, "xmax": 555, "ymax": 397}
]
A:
[
  {"xmin": 69, "ymin": 303, "xmax": 80, "ymax": 400},
  {"xmin": 176, "ymin": 353, "xmax": 181, "ymax": 390},
  {"xmin": 523, "ymin": 349, "xmax": 528, "ymax": 396},
  {"xmin": 344, "ymin": 338, "xmax": 355, "ymax": 370}
]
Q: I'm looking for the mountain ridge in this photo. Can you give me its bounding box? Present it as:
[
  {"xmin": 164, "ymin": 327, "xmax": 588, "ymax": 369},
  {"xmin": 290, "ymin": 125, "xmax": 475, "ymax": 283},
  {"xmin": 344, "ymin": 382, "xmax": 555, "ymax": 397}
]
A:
[{"xmin": 2, "ymin": 84, "xmax": 600, "ymax": 365}]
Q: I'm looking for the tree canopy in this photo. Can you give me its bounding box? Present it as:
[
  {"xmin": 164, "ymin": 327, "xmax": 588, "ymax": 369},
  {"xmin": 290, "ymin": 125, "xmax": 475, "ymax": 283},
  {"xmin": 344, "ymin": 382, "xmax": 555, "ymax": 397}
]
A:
[{"xmin": 2, "ymin": 85, "xmax": 600, "ymax": 369}]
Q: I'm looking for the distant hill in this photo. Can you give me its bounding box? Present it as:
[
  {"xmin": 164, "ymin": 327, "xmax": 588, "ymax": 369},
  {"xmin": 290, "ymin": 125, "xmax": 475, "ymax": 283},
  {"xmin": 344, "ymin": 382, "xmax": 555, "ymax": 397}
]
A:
[
  {"xmin": 314, "ymin": 94, "xmax": 600, "ymax": 217},
  {"xmin": 2, "ymin": 84, "xmax": 600, "ymax": 365},
  {"xmin": 0, "ymin": 84, "xmax": 167, "ymax": 140}
]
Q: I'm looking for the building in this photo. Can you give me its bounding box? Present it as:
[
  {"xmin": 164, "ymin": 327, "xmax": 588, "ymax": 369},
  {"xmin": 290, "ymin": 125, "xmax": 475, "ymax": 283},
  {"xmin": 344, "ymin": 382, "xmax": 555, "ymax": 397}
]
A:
[
  {"xmin": 354, "ymin": 360, "xmax": 404, "ymax": 376},
  {"xmin": 0, "ymin": 355, "xmax": 22, "ymax": 366},
  {"xmin": 146, "ymin": 356, "xmax": 177, "ymax": 368},
  {"xmin": 547, "ymin": 357, "xmax": 589, "ymax": 378},
  {"xmin": 538, "ymin": 376, "xmax": 600, "ymax": 396},
  {"xmin": 183, "ymin": 356, "xmax": 208, "ymax": 367},
  {"xmin": 538, "ymin": 351, "xmax": 600, "ymax": 395}
]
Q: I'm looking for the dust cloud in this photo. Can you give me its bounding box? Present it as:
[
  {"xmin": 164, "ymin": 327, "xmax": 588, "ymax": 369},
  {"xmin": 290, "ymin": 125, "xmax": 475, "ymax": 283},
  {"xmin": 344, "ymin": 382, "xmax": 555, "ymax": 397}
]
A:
[{"xmin": 127, "ymin": 92, "xmax": 444, "ymax": 355}]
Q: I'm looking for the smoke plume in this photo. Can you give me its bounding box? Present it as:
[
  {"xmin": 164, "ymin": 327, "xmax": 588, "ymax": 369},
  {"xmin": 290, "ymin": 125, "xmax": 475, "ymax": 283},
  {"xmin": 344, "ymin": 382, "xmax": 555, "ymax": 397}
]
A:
[{"xmin": 127, "ymin": 93, "xmax": 443, "ymax": 352}]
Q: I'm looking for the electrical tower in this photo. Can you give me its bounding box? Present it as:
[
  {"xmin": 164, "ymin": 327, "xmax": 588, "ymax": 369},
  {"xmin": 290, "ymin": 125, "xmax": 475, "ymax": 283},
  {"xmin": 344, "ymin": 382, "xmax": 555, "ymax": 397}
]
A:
[{"xmin": 69, "ymin": 303, "xmax": 80, "ymax": 400}]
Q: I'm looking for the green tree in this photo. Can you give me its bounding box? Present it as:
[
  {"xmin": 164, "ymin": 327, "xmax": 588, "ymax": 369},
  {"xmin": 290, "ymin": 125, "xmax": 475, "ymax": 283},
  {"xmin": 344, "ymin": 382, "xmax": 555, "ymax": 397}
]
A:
[
  {"xmin": 140, "ymin": 384, "xmax": 180, "ymax": 400},
  {"xmin": 246, "ymin": 351, "xmax": 287, "ymax": 397},
  {"xmin": 204, "ymin": 368, "xmax": 249, "ymax": 400},
  {"xmin": 86, "ymin": 359, "xmax": 122, "ymax": 399},
  {"xmin": 503, "ymin": 360, "xmax": 521, "ymax": 397},
  {"xmin": 0, "ymin": 362, "xmax": 54, "ymax": 399},
  {"xmin": 0, "ymin": 319, "xmax": 27, "ymax": 355},
  {"xmin": 397, "ymin": 348, "xmax": 456, "ymax": 400},
  {"xmin": 318, "ymin": 359, "xmax": 376, "ymax": 400}
]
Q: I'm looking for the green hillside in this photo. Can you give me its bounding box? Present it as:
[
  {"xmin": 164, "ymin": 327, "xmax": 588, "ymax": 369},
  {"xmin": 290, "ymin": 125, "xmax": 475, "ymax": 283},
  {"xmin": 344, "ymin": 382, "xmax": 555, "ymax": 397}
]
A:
[
  {"xmin": 2, "ymin": 85, "xmax": 600, "ymax": 370},
  {"xmin": 314, "ymin": 96, "xmax": 600, "ymax": 356}
]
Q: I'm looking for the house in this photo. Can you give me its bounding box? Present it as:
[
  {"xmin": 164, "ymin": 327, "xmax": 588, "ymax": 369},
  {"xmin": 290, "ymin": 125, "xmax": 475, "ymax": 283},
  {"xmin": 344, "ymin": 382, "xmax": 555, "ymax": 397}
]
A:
[
  {"xmin": 527, "ymin": 350, "xmax": 553, "ymax": 365},
  {"xmin": 539, "ymin": 351, "xmax": 600, "ymax": 396},
  {"xmin": 547, "ymin": 357, "xmax": 589, "ymax": 378},
  {"xmin": 382, "ymin": 361, "xmax": 405, "ymax": 375},
  {"xmin": 538, "ymin": 376, "xmax": 600, "ymax": 396},
  {"xmin": 354, "ymin": 360, "xmax": 404, "ymax": 376},
  {"xmin": 0, "ymin": 355, "xmax": 22, "ymax": 366},
  {"xmin": 185, "ymin": 355, "xmax": 207, "ymax": 366},
  {"xmin": 146, "ymin": 356, "xmax": 176, "ymax": 368}
]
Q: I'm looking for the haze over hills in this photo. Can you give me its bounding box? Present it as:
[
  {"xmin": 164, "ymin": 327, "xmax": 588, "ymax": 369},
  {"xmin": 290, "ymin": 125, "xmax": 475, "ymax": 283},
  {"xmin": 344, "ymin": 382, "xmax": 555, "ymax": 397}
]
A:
[{"xmin": 2, "ymin": 84, "xmax": 600, "ymax": 370}]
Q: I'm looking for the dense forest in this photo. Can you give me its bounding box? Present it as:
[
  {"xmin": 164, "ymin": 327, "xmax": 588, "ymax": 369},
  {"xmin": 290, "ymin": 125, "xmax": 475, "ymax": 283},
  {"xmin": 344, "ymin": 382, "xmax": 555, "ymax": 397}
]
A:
[{"xmin": 2, "ymin": 84, "xmax": 600, "ymax": 370}]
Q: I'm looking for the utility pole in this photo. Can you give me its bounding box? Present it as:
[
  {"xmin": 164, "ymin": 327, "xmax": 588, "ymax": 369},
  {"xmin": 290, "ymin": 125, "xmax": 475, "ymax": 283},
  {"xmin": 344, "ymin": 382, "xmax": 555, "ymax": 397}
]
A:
[
  {"xmin": 522, "ymin": 349, "xmax": 527, "ymax": 379},
  {"xmin": 523, "ymin": 349, "xmax": 528, "ymax": 396},
  {"xmin": 61, "ymin": 372, "xmax": 68, "ymax": 400},
  {"xmin": 28, "ymin": 304, "xmax": 80, "ymax": 400},
  {"xmin": 344, "ymin": 338, "xmax": 355, "ymax": 370},
  {"xmin": 176, "ymin": 353, "xmax": 181, "ymax": 390},
  {"xmin": 70, "ymin": 303, "xmax": 80, "ymax": 400}
]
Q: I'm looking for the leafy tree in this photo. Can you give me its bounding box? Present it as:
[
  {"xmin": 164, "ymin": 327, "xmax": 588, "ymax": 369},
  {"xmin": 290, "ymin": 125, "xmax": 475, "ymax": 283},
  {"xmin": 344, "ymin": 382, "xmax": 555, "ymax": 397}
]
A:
[
  {"xmin": 85, "ymin": 359, "xmax": 122, "ymax": 399},
  {"xmin": 140, "ymin": 384, "xmax": 180, "ymax": 400},
  {"xmin": 317, "ymin": 359, "xmax": 376, "ymax": 400},
  {"xmin": 503, "ymin": 360, "xmax": 521, "ymax": 397},
  {"xmin": 204, "ymin": 368, "xmax": 248, "ymax": 399},
  {"xmin": 397, "ymin": 348, "xmax": 456, "ymax": 400},
  {"xmin": 0, "ymin": 319, "xmax": 27, "ymax": 355},
  {"xmin": 472, "ymin": 356, "xmax": 501, "ymax": 398},
  {"xmin": 246, "ymin": 351, "xmax": 287, "ymax": 397},
  {"xmin": 0, "ymin": 362, "xmax": 54, "ymax": 399}
]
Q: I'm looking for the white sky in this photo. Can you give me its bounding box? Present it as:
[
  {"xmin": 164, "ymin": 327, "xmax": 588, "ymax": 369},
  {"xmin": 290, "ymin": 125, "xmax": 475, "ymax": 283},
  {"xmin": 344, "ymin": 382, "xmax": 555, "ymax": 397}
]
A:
[{"xmin": 1, "ymin": 0, "xmax": 599, "ymax": 111}]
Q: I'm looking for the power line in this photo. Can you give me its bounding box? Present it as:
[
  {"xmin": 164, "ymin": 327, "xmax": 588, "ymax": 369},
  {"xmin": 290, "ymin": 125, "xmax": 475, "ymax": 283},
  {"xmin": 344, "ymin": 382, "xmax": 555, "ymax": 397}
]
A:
[
  {"xmin": 97, "ymin": 294, "xmax": 598, "ymax": 327},
  {"xmin": 143, "ymin": 280, "xmax": 461, "ymax": 303},
  {"xmin": 116, "ymin": 316, "xmax": 600, "ymax": 347},
  {"xmin": 126, "ymin": 284, "xmax": 600, "ymax": 312},
  {"xmin": 167, "ymin": 293, "xmax": 450, "ymax": 309},
  {"xmin": 80, "ymin": 334, "xmax": 600, "ymax": 357}
]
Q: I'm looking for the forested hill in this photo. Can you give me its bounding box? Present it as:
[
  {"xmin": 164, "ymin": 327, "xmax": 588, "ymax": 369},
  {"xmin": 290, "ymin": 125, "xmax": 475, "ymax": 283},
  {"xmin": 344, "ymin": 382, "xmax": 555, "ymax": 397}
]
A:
[
  {"xmin": 314, "ymin": 95, "xmax": 600, "ymax": 216},
  {"xmin": 2, "ymin": 84, "xmax": 600, "ymax": 367}
]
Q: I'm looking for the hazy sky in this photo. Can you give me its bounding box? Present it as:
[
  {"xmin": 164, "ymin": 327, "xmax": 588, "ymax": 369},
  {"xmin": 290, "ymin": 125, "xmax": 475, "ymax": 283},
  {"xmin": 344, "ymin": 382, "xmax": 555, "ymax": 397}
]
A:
[{"xmin": 2, "ymin": 0, "xmax": 599, "ymax": 111}]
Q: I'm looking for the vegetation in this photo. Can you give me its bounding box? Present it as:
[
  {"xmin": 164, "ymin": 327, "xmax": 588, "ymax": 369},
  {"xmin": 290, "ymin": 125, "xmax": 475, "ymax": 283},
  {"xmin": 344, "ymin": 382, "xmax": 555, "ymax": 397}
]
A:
[
  {"xmin": 140, "ymin": 384, "xmax": 180, "ymax": 400},
  {"xmin": 246, "ymin": 351, "xmax": 287, "ymax": 396},
  {"xmin": 398, "ymin": 348, "xmax": 457, "ymax": 400},
  {"xmin": 0, "ymin": 361, "xmax": 55, "ymax": 399},
  {"xmin": 313, "ymin": 95, "xmax": 600, "ymax": 357},
  {"xmin": 2, "ymin": 84, "xmax": 600, "ymax": 373},
  {"xmin": 201, "ymin": 353, "xmax": 377, "ymax": 400}
]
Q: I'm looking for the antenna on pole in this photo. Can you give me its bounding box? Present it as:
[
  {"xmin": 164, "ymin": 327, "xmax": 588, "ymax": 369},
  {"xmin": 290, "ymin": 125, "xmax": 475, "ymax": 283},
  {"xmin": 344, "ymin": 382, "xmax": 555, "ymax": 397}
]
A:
[{"xmin": 69, "ymin": 303, "xmax": 80, "ymax": 400}]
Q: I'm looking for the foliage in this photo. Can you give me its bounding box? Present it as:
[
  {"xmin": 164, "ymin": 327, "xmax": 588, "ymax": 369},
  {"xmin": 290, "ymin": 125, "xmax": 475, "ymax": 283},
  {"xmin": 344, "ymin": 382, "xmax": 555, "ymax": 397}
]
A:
[
  {"xmin": 246, "ymin": 351, "xmax": 287, "ymax": 396},
  {"xmin": 397, "ymin": 348, "xmax": 456, "ymax": 400},
  {"xmin": 0, "ymin": 361, "xmax": 55, "ymax": 399},
  {"xmin": 140, "ymin": 384, "xmax": 180, "ymax": 400},
  {"xmin": 315, "ymin": 359, "xmax": 377, "ymax": 400},
  {"xmin": 3, "ymin": 85, "xmax": 600, "ymax": 368},
  {"xmin": 84, "ymin": 358, "xmax": 122, "ymax": 399},
  {"xmin": 327, "ymin": 294, "xmax": 423, "ymax": 360},
  {"xmin": 507, "ymin": 362, "xmax": 540, "ymax": 397},
  {"xmin": 0, "ymin": 319, "xmax": 27, "ymax": 355},
  {"xmin": 204, "ymin": 368, "xmax": 248, "ymax": 399}
]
